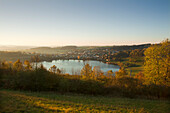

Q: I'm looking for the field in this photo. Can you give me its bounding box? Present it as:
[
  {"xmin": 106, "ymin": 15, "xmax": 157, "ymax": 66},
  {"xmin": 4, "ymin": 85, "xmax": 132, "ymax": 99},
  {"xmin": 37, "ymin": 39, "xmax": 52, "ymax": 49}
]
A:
[
  {"xmin": 111, "ymin": 57, "xmax": 144, "ymax": 76},
  {"xmin": 0, "ymin": 90, "xmax": 169, "ymax": 113}
]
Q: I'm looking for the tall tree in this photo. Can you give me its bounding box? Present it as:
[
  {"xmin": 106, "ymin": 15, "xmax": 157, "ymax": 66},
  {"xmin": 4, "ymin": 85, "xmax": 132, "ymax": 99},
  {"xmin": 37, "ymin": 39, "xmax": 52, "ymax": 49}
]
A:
[
  {"xmin": 92, "ymin": 66, "xmax": 102, "ymax": 78},
  {"xmin": 144, "ymin": 39, "xmax": 170, "ymax": 86},
  {"xmin": 31, "ymin": 55, "xmax": 40, "ymax": 70},
  {"xmin": 115, "ymin": 67, "xmax": 127, "ymax": 78},
  {"xmin": 24, "ymin": 60, "xmax": 32, "ymax": 70},
  {"xmin": 81, "ymin": 63, "xmax": 92, "ymax": 78},
  {"xmin": 13, "ymin": 59, "xmax": 23, "ymax": 71}
]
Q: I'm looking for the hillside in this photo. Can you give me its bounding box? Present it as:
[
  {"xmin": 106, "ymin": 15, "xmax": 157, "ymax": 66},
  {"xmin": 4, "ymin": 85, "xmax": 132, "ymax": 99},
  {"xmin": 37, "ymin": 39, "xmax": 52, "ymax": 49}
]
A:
[
  {"xmin": 0, "ymin": 90, "xmax": 169, "ymax": 113},
  {"xmin": 0, "ymin": 46, "xmax": 34, "ymax": 51}
]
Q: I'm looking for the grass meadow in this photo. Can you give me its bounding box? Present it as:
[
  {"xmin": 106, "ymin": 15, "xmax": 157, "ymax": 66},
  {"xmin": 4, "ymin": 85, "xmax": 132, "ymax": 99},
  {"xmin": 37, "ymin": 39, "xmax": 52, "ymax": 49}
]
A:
[{"xmin": 0, "ymin": 90, "xmax": 169, "ymax": 113}]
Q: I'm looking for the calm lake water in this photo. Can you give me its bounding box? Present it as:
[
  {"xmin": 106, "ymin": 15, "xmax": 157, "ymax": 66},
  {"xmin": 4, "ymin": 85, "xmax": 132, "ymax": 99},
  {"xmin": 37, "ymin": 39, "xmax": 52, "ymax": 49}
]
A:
[{"xmin": 40, "ymin": 60, "xmax": 120, "ymax": 75}]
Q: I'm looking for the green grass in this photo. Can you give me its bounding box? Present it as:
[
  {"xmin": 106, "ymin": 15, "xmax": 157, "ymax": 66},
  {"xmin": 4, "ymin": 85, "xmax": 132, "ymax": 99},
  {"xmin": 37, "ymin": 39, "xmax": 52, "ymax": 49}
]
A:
[
  {"xmin": 111, "ymin": 57, "xmax": 144, "ymax": 76},
  {"xmin": 127, "ymin": 57, "xmax": 144, "ymax": 75},
  {"xmin": 0, "ymin": 90, "xmax": 169, "ymax": 113},
  {"xmin": 126, "ymin": 66, "xmax": 144, "ymax": 75}
]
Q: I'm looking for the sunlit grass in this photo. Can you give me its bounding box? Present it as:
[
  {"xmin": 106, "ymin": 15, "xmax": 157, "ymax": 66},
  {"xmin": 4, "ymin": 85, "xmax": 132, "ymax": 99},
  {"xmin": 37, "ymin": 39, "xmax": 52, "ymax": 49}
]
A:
[
  {"xmin": 111, "ymin": 57, "xmax": 144, "ymax": 76},
  {"xmin": 0, "ymin": 90, "xmax": 169, "ymax": 113}
]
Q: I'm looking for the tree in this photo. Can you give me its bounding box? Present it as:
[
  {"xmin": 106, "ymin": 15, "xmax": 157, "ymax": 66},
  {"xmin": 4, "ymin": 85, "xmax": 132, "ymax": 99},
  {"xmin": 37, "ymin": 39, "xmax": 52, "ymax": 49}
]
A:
[
  {"xmin": 144, "ymin": 39, "xmax": 170, "ymax": 86},
  {"xmin": 92, "ymin": 66, "xmax": 102, "ymax": 78},
  {"xmin": 107, "ymin": 70, "xmax": 114, "ymax": 77},
  {"xmin": 81, "ymin": 63, "xmax": 92, "ymax": 78},
  {"xmin": 1, "ymin": 60, "xmax": 9, "ymax": 69},
  {"xmin": 129, "ymin": 49, "xmax": 143, "ymax": 62},
  {"xmin": 49, "ymin": 65, "xmax": 57, "ymax": 73},
  {"xmin": 31, "ymin": 55, "xmax": 40, "ymax": 70},
  {"xmin": 135, "ymin": 72, "xmax": 144, "ymax": 82},
  {"xmin": 24, "ymin": 60, "xmax": 32, "ymax": 70},
  {"xmin": 115, "ymin": 63, "xmax": 127, "ymax": 77},
  {"xmin": 13, "ymin": 59, "xmax": 23, "ymax": 71},
  {"xmin": 115, "ymin": 67, "xmax": 127, "ymax": 78},
  {"xmin": 57, "ymin": 68, "xmax": 61, "ymax": 74}
]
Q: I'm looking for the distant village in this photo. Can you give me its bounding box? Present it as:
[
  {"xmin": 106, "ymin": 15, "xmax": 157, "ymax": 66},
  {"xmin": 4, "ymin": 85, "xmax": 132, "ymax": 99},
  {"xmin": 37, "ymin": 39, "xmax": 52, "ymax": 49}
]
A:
[
  {"xmin": 24, "ymin": 47, "xmax": 119, "ymax": 63},
  {"xmin": 0, "ymin": 44, "xmax": 150, "ymax": 63}
]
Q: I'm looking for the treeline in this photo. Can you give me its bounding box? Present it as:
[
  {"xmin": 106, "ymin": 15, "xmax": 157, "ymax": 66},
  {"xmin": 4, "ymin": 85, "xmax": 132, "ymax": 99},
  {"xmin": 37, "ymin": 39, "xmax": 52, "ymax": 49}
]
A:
[
  {"xmin": 0, "ymin": 62, "xmax": 169, "ymax": 98},
  {"xmin": 25, "ymin": 44, "xmax": 150, "ymax": 54},
  {"xmin": 0, "ymin": 51, "xmax": 59, "ymax": 62},
  {"xmin": 0, "ymin": 51, "xmax": 32, "ymax": 62},
  {"xmin": 111, "ymin": 48, "xmax": 145, "ymax": 61},
  {"xmin": 0, "ymin": 40, "xmax": 169, "ymax": 99},
  {"xmin": 109, "ymin": 43, "xmax": 151, "ymax": 51}
]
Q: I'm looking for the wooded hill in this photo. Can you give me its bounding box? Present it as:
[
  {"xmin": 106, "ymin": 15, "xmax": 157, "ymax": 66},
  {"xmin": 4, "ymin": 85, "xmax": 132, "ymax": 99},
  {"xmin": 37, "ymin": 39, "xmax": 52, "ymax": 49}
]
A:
[{"xmin": 24, "ymin": 44, "xmax": 151, "ymax": 54}]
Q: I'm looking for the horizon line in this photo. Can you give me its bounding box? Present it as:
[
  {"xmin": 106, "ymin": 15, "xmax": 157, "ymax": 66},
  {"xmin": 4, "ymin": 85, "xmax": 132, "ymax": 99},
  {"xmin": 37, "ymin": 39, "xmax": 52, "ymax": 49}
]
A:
[{"xmin": 0, "ymin": 42, "xmax": 159, "ymax": 48}]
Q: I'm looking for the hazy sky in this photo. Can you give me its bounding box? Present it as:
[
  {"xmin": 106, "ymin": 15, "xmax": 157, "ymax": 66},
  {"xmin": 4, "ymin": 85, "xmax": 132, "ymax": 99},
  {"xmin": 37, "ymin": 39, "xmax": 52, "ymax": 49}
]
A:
[{"xmin": 0, "ymin": 0, "xmax": 170, "ymax": 46}]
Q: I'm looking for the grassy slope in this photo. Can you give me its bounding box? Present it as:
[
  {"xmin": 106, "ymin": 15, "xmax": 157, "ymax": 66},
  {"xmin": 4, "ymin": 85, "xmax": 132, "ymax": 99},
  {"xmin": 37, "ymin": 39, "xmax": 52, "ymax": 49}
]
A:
[
  {"xmin": 111, "ymin": 57, "xmax": 144, "ymax": 76},
  {"xmin": 126, "ymin": 57, "xmax": 144, "ymax": 76},
  {"xmin": 0, "ymin": 90, "xmax": 169, "ymax": 113}
]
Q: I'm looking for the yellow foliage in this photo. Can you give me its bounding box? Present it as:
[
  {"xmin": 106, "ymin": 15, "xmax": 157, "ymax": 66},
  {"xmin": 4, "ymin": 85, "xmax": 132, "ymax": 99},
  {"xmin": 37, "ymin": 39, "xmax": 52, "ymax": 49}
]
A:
[{"xmin": 144, "ymin": 39, "xmax": 170, "ymax": 86}]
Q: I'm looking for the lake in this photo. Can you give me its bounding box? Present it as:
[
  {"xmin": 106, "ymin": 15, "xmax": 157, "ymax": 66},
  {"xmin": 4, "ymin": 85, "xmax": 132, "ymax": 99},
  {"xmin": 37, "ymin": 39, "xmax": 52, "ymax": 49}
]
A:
[{"xmin": 40, "ymin": 60, "xmax": 120, "ymax": 75}]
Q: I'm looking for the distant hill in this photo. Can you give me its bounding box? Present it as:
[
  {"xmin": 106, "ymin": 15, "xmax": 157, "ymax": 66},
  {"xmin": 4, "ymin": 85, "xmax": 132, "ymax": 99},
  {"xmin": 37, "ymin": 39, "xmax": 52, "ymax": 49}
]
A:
[
  {"xmin": 0, "ymin": 46, "xmax": 34, "ymax": 51},
  {"xmin": 60, "ymin": 46, "xmax": 77, "ymax": 49},
  {"xmin": 24, "ymin": 46, "xmax": 78, "ymax": 54},
  {"xmin": 110, "ymin": 44, "xmax": 151, "ymax": 51},
  {"xmin": 23, "ymin": 44, "xmax": 151, "ymax": 54}
]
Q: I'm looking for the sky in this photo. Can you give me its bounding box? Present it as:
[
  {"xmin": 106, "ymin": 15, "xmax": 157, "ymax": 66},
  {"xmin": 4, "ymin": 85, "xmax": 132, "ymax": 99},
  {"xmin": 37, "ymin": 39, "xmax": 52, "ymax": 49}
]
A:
[{"xmin": 0, "ymin": 0, "xmax": 170, "ymax": 46}]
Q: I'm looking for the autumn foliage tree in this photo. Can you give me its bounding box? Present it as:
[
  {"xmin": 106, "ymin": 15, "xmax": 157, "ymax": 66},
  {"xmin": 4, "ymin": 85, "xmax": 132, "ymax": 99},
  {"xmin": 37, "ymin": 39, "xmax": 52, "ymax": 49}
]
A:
[
  {"xmin": 144, "ymin": 39, "xmax": 170, "ymax": 86},
  {"xmin": 92, "ymin": 66, "xmax": 102, "ymax": 78},
  {"xmin": 24, "ymin": 60, "xmax": 32, "ymax": 70},
  {"xmin": 129, "ymin": 49, "xmax": 144, "ymax": 62},
  {"xmin": 81, "ymin": 63, "xmax": 92, "ymax": 78},
  {"xmin": 13, "ymin": 59, "xmax": 23, "ymax": 71},
  {"xmin": 115, "ymin": 67, "xmax": 127, "ymax": 78},
  {"xmin": 49, "ymin": 65, "xmax": 57, "ymax": 73}
]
